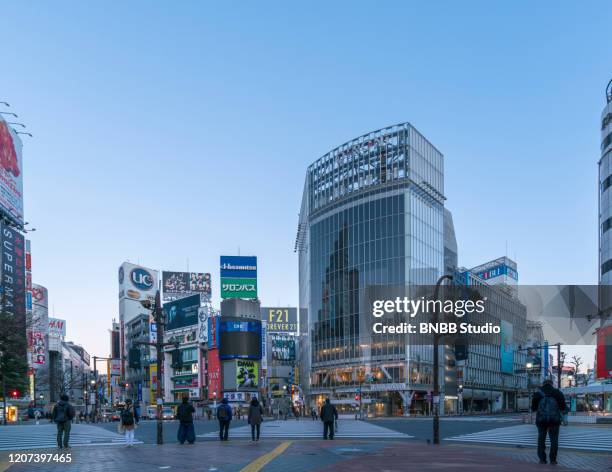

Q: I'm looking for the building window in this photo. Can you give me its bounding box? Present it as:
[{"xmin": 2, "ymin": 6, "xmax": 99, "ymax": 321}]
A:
[{"xmin": 602, "ymin": 258, "xmax": 612, "ymax": 276}]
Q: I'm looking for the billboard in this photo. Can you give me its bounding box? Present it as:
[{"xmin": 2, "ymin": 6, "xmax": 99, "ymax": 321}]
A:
[
  {"xmin": 1, "ymin": 222, "xmax": 26, "ymax": 358},
  {"xmin": 164, "ymin": 293, "xmax": 200, "ymax": 331},
  {"xmin": 500, "ymin": 320, "xmax": 514, "ymax": 374},
  {"xmin": 261, "ymin": 307, "xmax": 298, "ymax": 333},
  {"xmin": 220, "ymin": 256, "xmax": 257, "ymax": 278},
  {"xmin": 197, "ymin": 306, "xmax": 209, "ymax": 343},
  {"xmin": 31, "ymin": 332, "xmax": 45, "ymax": 365},
  {"xmin": 271, "ymin": 335, "xmax": 296, "ymax": 362},
  {"xmin": 48, "ymin": 318, "xmax": 66, "ymax": 337},
  {"xmin": 0, "ymin": 117, "xmax": 24, "ymax": 226},
  {"xmin": 236, "ymin": 359, "xmax": 258, "ymax": 389},
  {"xmin": 207, "ymin": 349, "xmax": 221, "ymax": 400},
  {"xmin": 219, "ymin": 318, "xmax": 262, "ymax": 360},
  {"xmin": 31, "ymin": 284, "xmax": 49, "ymax": 332},
  {"xmin": 208, "ymin": 315, "xmax": 219, "ymax": 348},
  {"xmin": 596, "ymin": 325, "xmax": 612, "ymax": 379},
  {"xmin": 162, "ymin": 271, "xmax": 211, "ymax": 301},
  {"xmin": 118, "ymin": 262, "xmax": 158, "ymax": 302},
  {"xmin": 221, "ymin": 278, "xmax": 257, "ymax": 299},
  {"xmin": 220, "ymin": 256, "xmax": 257, "ymax": 299}
]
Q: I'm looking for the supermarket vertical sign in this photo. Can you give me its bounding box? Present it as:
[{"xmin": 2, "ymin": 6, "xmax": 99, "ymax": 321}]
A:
[{"xmin": 220, "ymin": 256, "xmax": 257, "ymax": 299}]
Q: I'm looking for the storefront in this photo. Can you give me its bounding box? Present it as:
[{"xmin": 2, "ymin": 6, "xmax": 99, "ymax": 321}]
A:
[{"xmin": 562, "ymin": 383, "xmax": 612, "ymax": 413}]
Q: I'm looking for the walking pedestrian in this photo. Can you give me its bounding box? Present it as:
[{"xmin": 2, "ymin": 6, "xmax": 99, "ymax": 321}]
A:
[
  {"xmin": 248, "ymin": 397, "xmax": 264, "ymax": 441},
  {"xmin": 531, "ymin": 379, "xmax": 567, "ymax": 465},
  {"xmin": 217, "ymin": 398, "xmax": 233, "ymax": 441},
  {"xmin": 177, "ymin": 397, "xmax": 196, "ymax": 444},
  {"xmin": 120, "ymin": 399, "xmax": 137, "ymax": 447},
  {"xmin": 311, "ymin": 406, "xmax": 317, "ymax": 421},
  {"xmin": 52, "ymin": 393, "xmax": 75, "ymax": 449},
  {"xmin": 320, "ymin": 398, "xmax": 338, "ymax": 440}
]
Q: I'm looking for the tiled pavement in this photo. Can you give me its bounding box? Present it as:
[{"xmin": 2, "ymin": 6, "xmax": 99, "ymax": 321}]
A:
[{"xmin": 0, "ymin": 440, "xmax": 609, "ymax": 472}]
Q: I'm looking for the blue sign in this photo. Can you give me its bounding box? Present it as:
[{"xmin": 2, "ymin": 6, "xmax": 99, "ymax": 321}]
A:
[
  {"xmin": 220, "ymin": 256, "xmax": 257, "ymax": 279},
  {"xmin": 475, "ymin": 264, "xmax": 518, "ymax": 281},
  {"xmin": 500, "ymin": 320, "xmax": 514, "ymax": 374},
  {"xmin": 219, "ymin": 320, "xmax": 261, "ymax": 333},
  {"xmin": 130, "ymin": 268, "xmax": 154, "ymax": 290}
]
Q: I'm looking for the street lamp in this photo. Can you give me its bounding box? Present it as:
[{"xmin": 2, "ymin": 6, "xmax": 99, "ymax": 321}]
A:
[
  {"xmin": 432, "ymin": 274, "xmax": 453, "ymax": 445},
  {"xmin": 526, "ymin": 362, "xmax": 533, "ymax": 370}
]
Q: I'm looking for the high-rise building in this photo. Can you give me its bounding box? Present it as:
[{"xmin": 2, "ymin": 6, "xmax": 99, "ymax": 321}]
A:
[
  {"xmin": 599, "ymin": 79, "xmax": 612, "ymax": 289},
  {"xmin": 297, "ymin": 123, "xmax": 445, "ymax": 416}
]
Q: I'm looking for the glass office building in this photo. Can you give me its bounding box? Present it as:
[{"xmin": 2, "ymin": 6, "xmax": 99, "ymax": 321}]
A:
[
  {"xmin": 296, "ymin": 123, "xmax": 446, "ymax": 416},
  {"xmin": 600, "ymin": 80, "xmax": 612, "ymax": 310}
]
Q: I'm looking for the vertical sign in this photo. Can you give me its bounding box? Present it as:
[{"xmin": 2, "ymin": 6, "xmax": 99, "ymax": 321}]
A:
[
  {"xmin": 500, "ymin": 320, "xmax": 514, "ymax": 374},
  {"xmin": 1, "ymin": 222, "xmax": 26, "ymax": 358}
]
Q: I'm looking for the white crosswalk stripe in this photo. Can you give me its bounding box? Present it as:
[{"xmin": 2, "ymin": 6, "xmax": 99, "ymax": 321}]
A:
[
  {"xmin": 198, "ymin": 420, "xmax": 412, "ymax": 440},
  {"xmin": 0, "ymin": 424, "xmax": 143, "ymax": 451},
  {"xmin": 445, "ymin": 424, "xmax": 612, "ymax": 452},
  {"xmin": 407, "ymin": 416, "xmax": 521, "ymax": 423}
]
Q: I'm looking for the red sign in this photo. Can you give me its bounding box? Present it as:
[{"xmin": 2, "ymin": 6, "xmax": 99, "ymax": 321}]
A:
[
  {"xmin": 596, "ymin": 325, "xmax": 612, "ymax": 380},
  {"xmin": 207, "ymin": 349, "xmax": 222, "ymax": 400}
]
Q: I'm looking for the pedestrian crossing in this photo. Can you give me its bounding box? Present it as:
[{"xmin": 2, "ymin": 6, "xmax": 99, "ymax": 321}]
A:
[
  {"xmin": 445, "ymin": 424, "xmax": 612, "ymax": 453},
  {"xmin": 409, "ymin": 415, "xmax": 522, "ymax": 423},
  {"xmin": 0, "ymin": 424, "xmax": 143, "ymax": 451},
  {"xmin": 198, "ymin": 420, "xmax": 412, "ymax": 440}
]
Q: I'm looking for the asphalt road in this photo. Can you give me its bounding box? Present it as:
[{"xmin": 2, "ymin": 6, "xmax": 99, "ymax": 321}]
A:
[
  {"xmin": 364, "ymin": 417, "xmax": 523, "ymax": 441},
  {"xmin": 94, "ymin": 418, "xmax": 250, "ymax": 444},
  {"xmin": 93, "ymin": 417, "xmax": 523, "ymax": 444}
]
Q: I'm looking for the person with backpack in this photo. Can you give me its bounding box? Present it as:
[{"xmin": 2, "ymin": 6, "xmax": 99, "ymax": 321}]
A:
[
  {"xmin": 177, "ymin": 397, "xmax": 196, "ymax": 444},
  {"xmin": 52, "ymin": 393, "xmax": 75, "ymax": 449},
  {"xmin": 531, "ymin": 379, "xmax": 567, "ymax": 465},
  {"xmin": 216, "ymin": 398, "xmax": 233, "ymax": 441},
  {"xmin": 319, "ymin": 398, "xmax": 338, "ymax": 440},
  {"xmin": 247, "ymin": 397, "xmax": 264, "ymax": 441},
  {"xmin": 120, "ymin": 399, "xmax": 137, "ymax": 447}
]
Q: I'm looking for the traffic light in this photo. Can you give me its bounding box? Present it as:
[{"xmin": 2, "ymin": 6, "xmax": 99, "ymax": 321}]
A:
[
  {"xmin": 455, "ymin": 342, "xmax": 468, "ymax": 361},
  {"xmin": 128, "ymin": 347, "xmax": 141, "ymax": 369},
  {"xmin": 11, "ymin": 390, "xmax": 19, "ymax": 398},
  {"xmin": 171, "ymin": 349, "xmax": 183, "ymax": 370}
]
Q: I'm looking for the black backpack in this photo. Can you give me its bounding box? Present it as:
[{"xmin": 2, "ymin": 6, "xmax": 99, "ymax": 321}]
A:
[
  {"xmin": 217, "ymin": 405, "xmax": 228, "ymax": 420},
  {"xmin": 55, "ymin": 403, "xmax": 68, "ymax": 423},
  {"xmin": 536, "ymin": 390, "xmax": 561, "ymax": 424},
  {"xmin": 121, "ymin": 408, "xmax": 134, "ymax": 426}
]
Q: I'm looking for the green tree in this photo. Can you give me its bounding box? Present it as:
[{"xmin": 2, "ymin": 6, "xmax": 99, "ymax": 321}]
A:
[{"xmin": 0, "ymin": 307, "xmax": 29, "ymax": 421}]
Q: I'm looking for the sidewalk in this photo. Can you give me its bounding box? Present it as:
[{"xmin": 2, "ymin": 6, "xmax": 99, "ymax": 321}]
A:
[{"xmin": 0, "ymin": 439, "xmax": 609, "ymax": 472}]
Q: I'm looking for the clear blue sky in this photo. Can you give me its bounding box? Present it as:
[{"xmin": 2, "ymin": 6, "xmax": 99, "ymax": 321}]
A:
[{"xmin": 3, "ymin": 1, "xmax": 610, "ymax": 366}]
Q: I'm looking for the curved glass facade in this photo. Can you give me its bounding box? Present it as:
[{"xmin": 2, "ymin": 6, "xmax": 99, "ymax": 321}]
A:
[
  {"xmin": 298, "ymin": 123, "xmax": 446, "ymax": 416},
  {"xmin": 600, "ymin": 96, "xmax": 612, "ymax": 285}
]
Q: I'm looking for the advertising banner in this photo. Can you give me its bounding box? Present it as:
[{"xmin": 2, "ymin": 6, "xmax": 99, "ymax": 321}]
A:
[
  {"xmin": 261, "ymin": 321, "xmax": 267, "ymax": 370},
  {"xmin": 150, "ymin": 363, "xmax": 158, "ymax": 402},
  {"xmin": 118, "ymin": 262, "xmax": 158, "ymax": 302},
  {"xmin": 31, "ymin": 284, "xmax": 49, "ymax": 333},
  {"xmin": 0, "ymin": 117, "xmax": 24, "ymax": 226},
  {"xmin": 208, "ymin": 315, "xmax": 219, "ymax": 348},
  {"xmin": 219, "ymin": 318, "xmax": 262, "ymax": 360},
  {"xmin": 236, "ymin": 359, "xmax": 258, "ymax": 388},
  {"xmin": 1, "ymin": 222, "xmax": 26, "ymax": 357},
  {"xmin": 31, "ymin": 332, "xmax": 45, "ymax": 365},
  {"xmin": 198, "ymin": 306, "xmax": 209, "ymax": 343},
  {"xmin": 207, "ymin": 349, "xmax": 221, "ymax": 400},
  {"xmin": 164, "ymin": 293, "xmax": 200, "ymax": 331},
  {"xmin": 500, "ymin": 320, "xmax": 514, "ymax": 374},
  {"xmin": 220, "ymin": 256, "xmax": 257, "ymax": 278},
  {"xmin": 162, "ymin": 271, "xmax": 211, "ymax": 301},
  {"xmin": 271, "ymin": 335, "xmax": 296, "ymax": 362},
  {"xmin": 110, "ymin": 359, "xmax": 121, "ymax": 376},
  {"xmin": 221, "ymin": 277, "xmax": 257, "ymax": 299},
  {"xmin": 596, "ymin": 325, "xmax": 612, "ymax": 379},
  {"xmin": 48, "ymin": 318, "xmax": 66, "ymax": 337},
  {"xmin": 261, "ymin": 307, "xmax": 298, "ymax": 333}
]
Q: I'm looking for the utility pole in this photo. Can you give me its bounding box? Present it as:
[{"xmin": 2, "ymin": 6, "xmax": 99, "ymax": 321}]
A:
[
  {"xmin": 139, "ymin": 290, "xmax": 175, "ymax": 445},
  {"xmin": 432, "ymin": 274, "xmax": 453, "ymax": 445}
]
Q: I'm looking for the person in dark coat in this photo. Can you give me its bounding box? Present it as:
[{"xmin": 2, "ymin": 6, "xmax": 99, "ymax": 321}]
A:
[
  {"xmin": 531, "ymin": 379, "xmax": 567, "ymax": 465},
  {"xmin": 52, "ymin": 393, "xmax": 75, "ymax": 449},
  {"xmin": 216, "ymin": 398, "xmax": 233, "ymax": 441},
  {"xmin": 248, "ymin": 397, "xmax": 264, "ymax": 441},
  {"xmin": 319, "ymin": 398, "xmax": 338, "ymax": 440},
  {"xmin": 177, "ymin": 397, "xmax": 196, "ymax": 444}
]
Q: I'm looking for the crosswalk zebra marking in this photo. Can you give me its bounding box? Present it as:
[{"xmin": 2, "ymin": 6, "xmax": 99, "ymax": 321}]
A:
[
  {"xmin": 198, "ymin": 420, "xmax": 412, "ymax": 440},
  {"xmin": 445, "ymin": 424, "xmax": 612, "ymax": 453},
  {"xmin": 0, "ymin": 424, "xmax": 143, "ymax": 451}
]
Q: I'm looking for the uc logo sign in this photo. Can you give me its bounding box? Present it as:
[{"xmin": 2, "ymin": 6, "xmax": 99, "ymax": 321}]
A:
[{"xmin": 130, "ymin": 268, "xmax": 154, "ymax": 290}]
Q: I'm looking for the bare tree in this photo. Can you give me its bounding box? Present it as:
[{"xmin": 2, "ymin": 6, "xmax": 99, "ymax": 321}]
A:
[{"xmin": 569, "ymin": 355, "xmax": 583, "ymax": 386}]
